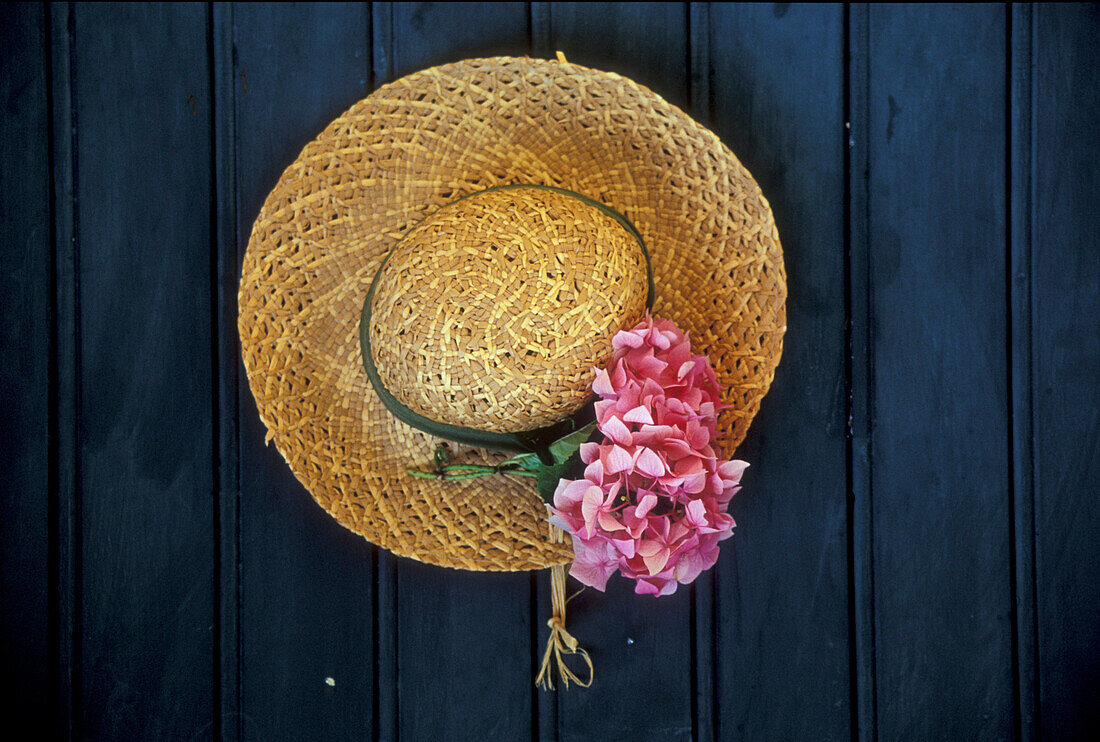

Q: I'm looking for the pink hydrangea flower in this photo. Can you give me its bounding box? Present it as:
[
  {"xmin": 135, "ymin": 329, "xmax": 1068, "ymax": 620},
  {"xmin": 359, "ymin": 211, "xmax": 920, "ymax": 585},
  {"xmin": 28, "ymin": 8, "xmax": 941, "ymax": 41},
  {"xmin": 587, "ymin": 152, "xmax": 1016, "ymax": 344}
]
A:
[{"xmin": 549, "ymin": 315, "xmax": 749, "ymax": 596}]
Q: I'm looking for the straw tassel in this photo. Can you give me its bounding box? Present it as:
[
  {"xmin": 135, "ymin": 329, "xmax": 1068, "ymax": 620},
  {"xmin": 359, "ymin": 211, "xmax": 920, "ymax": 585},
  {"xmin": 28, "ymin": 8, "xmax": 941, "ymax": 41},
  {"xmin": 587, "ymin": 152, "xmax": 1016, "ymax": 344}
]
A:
[{"xmin": 536, "ymin": 527, "xmax": 593, "ymax": 690}]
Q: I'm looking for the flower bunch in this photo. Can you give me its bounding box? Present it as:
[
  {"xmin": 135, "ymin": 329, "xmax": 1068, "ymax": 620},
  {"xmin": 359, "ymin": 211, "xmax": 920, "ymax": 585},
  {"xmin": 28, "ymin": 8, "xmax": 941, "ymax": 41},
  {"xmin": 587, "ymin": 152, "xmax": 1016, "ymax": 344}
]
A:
[{"xmin": 549, "ymin": 315, "xmax": 748, "ymax": 596}]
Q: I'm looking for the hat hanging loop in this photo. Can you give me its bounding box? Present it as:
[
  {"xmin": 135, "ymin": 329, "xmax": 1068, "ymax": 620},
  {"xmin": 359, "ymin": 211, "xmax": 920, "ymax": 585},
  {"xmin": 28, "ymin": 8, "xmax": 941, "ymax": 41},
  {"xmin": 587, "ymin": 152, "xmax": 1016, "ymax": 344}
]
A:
[{"xmin": 536, "ymin": 526, "xmax": 593, "ymax": 690}]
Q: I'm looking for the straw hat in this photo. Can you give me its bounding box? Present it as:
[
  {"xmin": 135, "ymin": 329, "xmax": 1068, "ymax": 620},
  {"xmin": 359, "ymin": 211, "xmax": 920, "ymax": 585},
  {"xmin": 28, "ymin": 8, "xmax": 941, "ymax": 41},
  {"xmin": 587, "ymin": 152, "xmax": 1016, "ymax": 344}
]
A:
[{"xmin": 239, "ymin": 55, "xmax": 786, "ymax": 573}]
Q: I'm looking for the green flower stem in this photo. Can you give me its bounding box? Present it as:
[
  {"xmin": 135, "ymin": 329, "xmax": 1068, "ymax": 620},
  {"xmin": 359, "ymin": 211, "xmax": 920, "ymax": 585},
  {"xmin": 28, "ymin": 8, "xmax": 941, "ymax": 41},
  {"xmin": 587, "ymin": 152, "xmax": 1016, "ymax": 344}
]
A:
[{"xmin": 405, "ymin": 463, "xmax": 539, "ymax": 480}]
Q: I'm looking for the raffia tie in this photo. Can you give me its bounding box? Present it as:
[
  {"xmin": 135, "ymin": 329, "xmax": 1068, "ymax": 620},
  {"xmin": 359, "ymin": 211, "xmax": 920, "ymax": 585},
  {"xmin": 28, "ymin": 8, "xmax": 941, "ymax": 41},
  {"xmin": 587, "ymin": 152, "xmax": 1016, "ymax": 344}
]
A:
[{"xmin": 535, "ymin": 526, "xmax": 593, "ymax": 690}]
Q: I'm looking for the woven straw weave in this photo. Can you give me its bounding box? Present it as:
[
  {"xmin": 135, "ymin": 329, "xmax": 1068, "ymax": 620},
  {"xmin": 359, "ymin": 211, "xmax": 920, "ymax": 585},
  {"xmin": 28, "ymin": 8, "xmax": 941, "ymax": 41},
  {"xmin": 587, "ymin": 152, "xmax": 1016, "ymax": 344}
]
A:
[
  {"xmin": 239, "ymin": 57, "xmax": 786, "ymax": 571},
  {"xmin": 369, "ymin": 185, "xmax": 649, "ymax": 432}
]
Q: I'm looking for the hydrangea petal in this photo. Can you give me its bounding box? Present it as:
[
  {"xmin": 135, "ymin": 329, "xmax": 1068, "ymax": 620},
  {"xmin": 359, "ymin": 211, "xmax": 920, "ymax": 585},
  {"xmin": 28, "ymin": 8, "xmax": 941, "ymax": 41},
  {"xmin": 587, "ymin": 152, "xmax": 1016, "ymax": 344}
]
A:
[
  {"xmin": 685, "ymin": 498, "xmax": 708, "ymax": 527},
  {"xmin": 635, "ymin": 447, "xmax": 666, "ymax": 477},
  {"xmin": 569, "ymin": 538, "xmax": 619, "ymax": 591},
  {"xmin": 553, "ymin": 478, "xmax": 591, "ymax": 507},
  {"xmin": 579, "ymin": 442, "xmax": 601, "ymax": 465},
  {"xmin": 597, "ymin": 511, "xmax": 626, "ymax": 532},
  {"xmin": 719, "ymin": 459, "xmax": 750, "ymax": 482},
  {"xmin": 610, "ymin": 535, "xmax": 636, "ymax": 558},
  {"xmin": 547, "ymin": 313, "xmax": 749, "ymax": 597},
  {"xmin": 602, "ymin": 414, "xmax": 633, "ymax": 446},
  {"xmin": 642, "ymin": 548, "xmax": 670, "ymax": 575},
  {"xmin": 603, "ymin": 444, "xmax": 634, "ymax": 474},
  {"xmin": 592, "ymin": 367, "xmax": 616, "ymax": 397},
  {"xmin": 632, "ymin": 493, "xmax": 656, "ymax": 518},
  {"xmin": 612, "ymin": 329, "xmax": 645, "ymax": 349},
  {"xmin": 623, "ymin": 405, "xmax": 654, "ymax": 425}
]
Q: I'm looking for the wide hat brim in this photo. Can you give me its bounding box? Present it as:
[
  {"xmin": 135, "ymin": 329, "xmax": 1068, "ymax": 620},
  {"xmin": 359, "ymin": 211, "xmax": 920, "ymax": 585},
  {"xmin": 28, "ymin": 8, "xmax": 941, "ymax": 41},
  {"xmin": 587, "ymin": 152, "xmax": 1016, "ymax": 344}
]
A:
[{"xmin": 239, "ymin": 56, "xmax": 786, "ymax": 571}]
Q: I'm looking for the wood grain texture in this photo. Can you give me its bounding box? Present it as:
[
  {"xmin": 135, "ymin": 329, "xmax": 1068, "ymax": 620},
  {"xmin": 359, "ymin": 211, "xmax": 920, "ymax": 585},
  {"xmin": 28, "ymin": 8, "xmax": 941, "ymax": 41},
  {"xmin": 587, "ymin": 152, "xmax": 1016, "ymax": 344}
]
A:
[
  {"xmin": 549, "ymin": 2, "xmax": 688, "ymax": 111},
  {"xmin": 0, "ymin": 2, "xmax": 51, "ymax": 728},
  {"xmin": 847, "ymin": 5, "xmax": 876, "ymax": 741},
  {"xmin": 687, "ymin": 10, "xmax": 716, "ymax": 740},
  {"xmin": 1009, "ymin": 5, "xmax": 1037, "ymax": 740},
  {"xmin": 690, "ymin": 14, "xmax": 717, "ymax": 734},
  {"xmin": 1032, "ymin": 4, "xmax": 1100, "ymax": 738},
  {"xmin": 377, "ymin": 5, "xmax": 538, "ymax": 741},
  {"xmin": 48, "ymin": 5, "xmax": 78, "ymax": 736},
  {"xmin": 543, "ymin": 5, "xmax": 694, "ymax": 740},
  {"xmin": 393, "ymin": 562, "xmax": 536, "ymax": 740},
  {"xmin": 212, "ymin": 5, "xmax": 241, "ymax": 739},
  {"xmin": 867, "ymin": 5, "xmax": 1014, "ymax": 739},
  {"xmin": 231, "ymin": 5, "xmax": 375, "ymax": 740},
  {"xmin": 388, "ymin": 1, "xmax": 530, "ymax": 78},
  {"xmin": 707, "ymin": 4, "xmax": 850, "ymax": 740},
  {"xmin": 68, "ymin": 4, "xmax": 215, "ymax": 738},
  {"xmin": 369, "ymin": 8, "xmax": 399, "ymax": 738}
]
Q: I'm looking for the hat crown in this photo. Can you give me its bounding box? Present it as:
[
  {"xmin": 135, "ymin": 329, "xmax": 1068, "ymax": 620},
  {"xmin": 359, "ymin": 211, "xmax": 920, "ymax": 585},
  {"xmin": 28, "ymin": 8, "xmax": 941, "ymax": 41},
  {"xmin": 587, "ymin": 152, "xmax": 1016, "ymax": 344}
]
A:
[{"xmin": 368, "ymin": 185, "xmax": 649, "ymax": 433}]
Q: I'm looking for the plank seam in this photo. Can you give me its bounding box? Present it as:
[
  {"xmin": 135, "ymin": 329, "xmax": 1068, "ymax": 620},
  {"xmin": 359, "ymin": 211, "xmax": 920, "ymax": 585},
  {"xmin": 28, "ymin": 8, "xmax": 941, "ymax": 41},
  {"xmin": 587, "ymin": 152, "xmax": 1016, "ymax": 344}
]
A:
[
  {"xmin": 528, "ymin": 19, "xmax": 546, "ymax": 742},
  {"xmin": 211, "ymin": 2, "xmax": 242, "ymax": 740},
  {"xmin": 528, "ymin": 14, "xmax": 554, "ymax": 742},
  {"xmin": 208, "ymin": 6, "xmax": 221, "ymax": 739},
  {"xmin": 845, "ymin": 4, "xmax": 876, "ymax": 741},
  {"xmin": 1007, "ymin": 3, "xmax": 1040, "ymax": 739},
  {"xmin": 370, "ymin": 9, "xmax": 399, "ymax": 741},
  {"xmin": 1020, "ymin": 7, "xmax": 1038, "ymax": 738},
  {"xmin": 370, "ymin": 20, "xmax": 381, "ymax": 742},
  {"xmin": 48, "ymin": 5, "xmax": 81, "ymax": 738},
  {"xmin": 44, "ymin": 2, "xmax": 62, "ymax": 737},
  {"xmin": 687, "ymin": 5, "xmax": 715, "ymax": 742}
]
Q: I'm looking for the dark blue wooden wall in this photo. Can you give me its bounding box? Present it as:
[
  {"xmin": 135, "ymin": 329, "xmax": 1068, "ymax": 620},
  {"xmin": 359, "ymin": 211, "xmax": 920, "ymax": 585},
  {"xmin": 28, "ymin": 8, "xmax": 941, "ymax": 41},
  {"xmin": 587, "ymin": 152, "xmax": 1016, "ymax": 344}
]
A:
[{"xmin": 2, "ymin": 3, "xmax": 1098, "ymax": 740}]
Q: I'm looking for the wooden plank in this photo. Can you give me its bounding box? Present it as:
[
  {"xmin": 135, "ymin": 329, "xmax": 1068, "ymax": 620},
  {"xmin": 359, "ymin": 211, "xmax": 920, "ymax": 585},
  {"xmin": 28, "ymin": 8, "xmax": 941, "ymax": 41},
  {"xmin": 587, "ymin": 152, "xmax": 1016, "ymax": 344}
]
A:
[
  {"xmin": 867, "ymin": 5, "xmax": 1014, "ymax": 738},
  {"xmin": 48, "ymin": 5, "xmax": 78, "ymax": 737},
  {"xmin": 1009, "ymin": 5, "xmax": 1037, "ymax": 740},
  {"xmin": 548, "ymin": 2, "xmax": 688, "ymax": 110},
  {"xmin": 69, "ymin": 4, "xmax": 215, "ymax": 738},
  {"xmin": 1032, "ymin": 4, "xmax": 1100, "ymax": 738},
  {"xmin": 543, "ymin": 5, "xmax": 694, "ymax": 740},
  {"xmin": 392, "ymin": 562, "xmax": 536, "ymax": 741},
  {"xmin": 377, "ymin": 5, "xmax": 538, "ymax": 741},
  {"xmin": 847, "ymin": 5, "xmax": 876, "ymax": 741},
  {"xmin": 688, "ymin": 10, "xmax": 716, "ymax": 739},
  {"xmin": 0, "ymin": 2, "xmax": 51, "ymax": 728},
  {"xmin": 231, "ymin": 4, "xmax": 375, "ymax": 741},
  {"xmin": 706, "ymin": 4, "xmax": 850, "ymax": 741},
  {"xmin": 369, "ymin": 8, "xmax": 400, "ymax": 738},
  {"xmin": 211, "ymin": 4, "xmax": 241, "ymax": 740},
  {"xmin": 388, "ymin": 1, "xmax": 530, "ymax": 78},
  {"xmin": 528, "ymin": 10, "xmax": 557, "ymax": 739}
]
